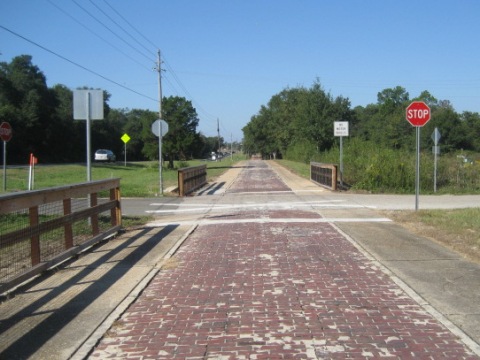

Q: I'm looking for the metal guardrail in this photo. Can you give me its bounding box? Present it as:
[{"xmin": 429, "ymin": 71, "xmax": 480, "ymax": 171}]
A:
[
  {"xmin": 178, "ymin": 165, "xmax": 207, "ymax": 196},
  {"xmin": 310, "ymin": 162, "xmax": 338, "ymax": 190},
  {"xmin": 0, "ymin": 179, "xmax": 121, "ymax": 294}
]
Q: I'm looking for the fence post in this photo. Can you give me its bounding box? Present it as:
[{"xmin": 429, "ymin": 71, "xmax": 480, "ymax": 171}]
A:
[
  {"xmin": 90, "ymin": 192, "xmax": 99, "ymax": 236},
  {"xmin": 110, "ymin": 187, "xmax": 121, "ymax": 227},
  {"xmin": 64, "ymin": 198, "xmax": 73, "ymax": 249},
  {"xmin": 29, "ymin": 206, "xmax": 40, "ymax": 266}
]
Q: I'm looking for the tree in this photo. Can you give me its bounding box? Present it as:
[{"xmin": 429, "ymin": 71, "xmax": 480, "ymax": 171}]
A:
[
  {"xmin": 155, "ymin": 96, "xmax": 199, "ymax": 168},
  {"xmin": 377, "ymin": 86, "xmax": 409, "ymax": 107},
  {"xmin": 0, "ymin": 55, "xmax": 57, "ymax": 163},
  {"xmin": 461, "ymin": 112, "xmax": 480, "ymax": 151},
  {"xmin": 242, "ymin": 81, "xmax": 355, "ymax": 162}
]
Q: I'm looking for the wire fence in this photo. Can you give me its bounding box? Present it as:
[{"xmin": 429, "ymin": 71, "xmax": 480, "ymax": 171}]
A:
[{"xmin": 0, "ymin": 179, "xmax": 121, "ymax": 294}]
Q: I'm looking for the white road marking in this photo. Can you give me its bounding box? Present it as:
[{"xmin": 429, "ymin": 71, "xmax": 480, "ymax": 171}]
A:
[
  {"xmin": 146, "ymin": 201, "xmax": 375, "ymax": 214},
  {"xmin": 146, "ymin": 217, "xmax": 392, "ymax": 227}
]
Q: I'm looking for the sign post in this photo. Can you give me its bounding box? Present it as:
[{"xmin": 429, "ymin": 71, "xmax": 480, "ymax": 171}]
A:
[
  {"xmin": 151, "ymin": 119, "xmax": 169, "ymax": 196},
  {"xmin": 1, "ymin": 122, "xmax": 13, "ymax": 191},
  {"xmin": 334, "ymin": 121, "xmax": 349, "ymax": 187},
  {"xmin": 406, "ymin": 101, "xmax": 431, "ymax": 210},
  {"xmin": 431, "ymin": 128, "xmax": 441, "ymax": 193},
  {"xmin": 121, "ymin": 133, "xmax": 131, "ymax": 167},
  {"xmin": 73, "ymin": 90, "xmax": 104, "ymax": 181}
]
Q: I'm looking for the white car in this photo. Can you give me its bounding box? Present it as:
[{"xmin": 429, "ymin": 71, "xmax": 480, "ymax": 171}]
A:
[{"xmin": 94, "ymin": 149, "xmax": 116, "ymax": 162}]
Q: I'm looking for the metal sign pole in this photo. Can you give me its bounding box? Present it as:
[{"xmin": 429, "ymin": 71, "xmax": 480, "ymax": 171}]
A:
[
  {"xmin": 415, "ymin": 127, "xmax": 420, "ymax": 211},
  {"xmin": 340, "ymin": 136, "xmax": 344, "ymax": 187},
  {"xmin": 159, "ymin": 121, "xmax": 163, "ymax": 196},
  {"xmin": 86, "ymin": 91, "xmax": 92, "ymax": 182},
  {"xmin": 434, "ymin": 141, "xmax": 437, "ymax": 193}
]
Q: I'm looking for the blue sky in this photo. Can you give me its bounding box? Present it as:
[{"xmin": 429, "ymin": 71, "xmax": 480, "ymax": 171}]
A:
[{"xmin": 1, "ymin": 1, "xmax": 480, "ymax": 142}]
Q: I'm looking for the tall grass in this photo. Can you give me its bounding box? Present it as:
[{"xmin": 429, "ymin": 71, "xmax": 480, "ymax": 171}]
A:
[{"xmin": 284, "ymin": 138, "xmax": 480, "ymax": 194}]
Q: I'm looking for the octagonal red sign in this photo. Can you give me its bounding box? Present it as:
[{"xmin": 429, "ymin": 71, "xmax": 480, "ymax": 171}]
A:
[
  {"xmin": 0, "ymin": 122, "xmax": 12, "ymax": 142},
  {"xmin": 406, "ymin": 101, "xmax": 431, "ymax": 127}
]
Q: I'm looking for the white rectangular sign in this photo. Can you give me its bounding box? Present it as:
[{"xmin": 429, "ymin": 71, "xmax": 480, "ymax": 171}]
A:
[
  {"xmin": 73, "ymin": 90, "xmax": 104, "ymax": 120},
  {"xmin": 334, "ymin": 121, "xmax": 349, "ymax": 137}
]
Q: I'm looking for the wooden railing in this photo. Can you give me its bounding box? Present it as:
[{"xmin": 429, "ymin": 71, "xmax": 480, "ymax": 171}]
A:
[
  {"xmin": 0, "ymin": 179, "xmax": 121, "ymax": 294},
  {"xmin": 178, "ymin": 165, "xmax": 207, "ymax": 196},
  {"xmin": 310, "ymin": 162, "xmax": 338, "ymax": 190}
]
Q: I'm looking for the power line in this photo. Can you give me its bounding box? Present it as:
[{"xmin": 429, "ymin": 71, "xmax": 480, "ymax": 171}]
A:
[
  {"xmin": 0, "ymin": 24, "xmax": 159, "ymax": 103},
  {"xmin": 101, "ymin": 0, "xmax": 219, "ymax": 124},
  {"xmin": 46, "ymin": 0, "xmax": 152, "ymax": 72},
  {"xmin": 87, "ymin": 0, "xmax": 155, "ymax": 58},
  {"xmin": 70, "ymin": 0, "xmax": 155, "ymax": 64},
  {"xmin": 102, "ymin": 0, "xmax": 159, "ymax": 50}
]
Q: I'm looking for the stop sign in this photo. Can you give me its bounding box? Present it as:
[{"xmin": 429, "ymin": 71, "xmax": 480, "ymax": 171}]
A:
[
  {"xmin": 0, "ymin": 122, "xmax": 12, "ymax": 142},
  {"xmin": 406, "ymin": 101, "xmax": 431, "ymax": 127}
]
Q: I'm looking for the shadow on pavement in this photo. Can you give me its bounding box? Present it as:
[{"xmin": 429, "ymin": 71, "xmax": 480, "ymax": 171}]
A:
[{"xmin": 0, "ymin": 225, "xmax": 178, "ymax": 359}]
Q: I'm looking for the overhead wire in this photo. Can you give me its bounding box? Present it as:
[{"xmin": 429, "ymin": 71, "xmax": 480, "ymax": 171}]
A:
[
  {"xmin": 100, "ymin": 0, "xmax": 220, "ymax": 127},
  {"xmin": 10, "ymin": 0, "xmax": 221, "ymax": 135},
  {"xmin": 87, "ymin": 0, "xmax": 155, "ymax": 58},
  {"xmin": 70, "ymin": 0, "xmax": 156, "ymax": 64},
  {"xmin": 0, "ymin": 24, "xmax": 159, "ymax": 103},
  {"xmin": 46, "ymin": 0, "xmax": 152, "ymax": 72}
]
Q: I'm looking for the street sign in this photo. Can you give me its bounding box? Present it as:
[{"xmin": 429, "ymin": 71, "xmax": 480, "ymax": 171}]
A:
[
  {"xmin": 0, "ymin": 122, "xmax": 12, "ymax": 142},
  {"xmin": 406, "ymin": 101, "xmax": 431, "ymax": 127},
  {"xmin": 73, "ymin": 90, "xmax": 104, "ymax": 120},
  {"xmin": 151, "ymin": 119, "xmax": 169, "ymax": 137},
  {"xmin": 73, "ymin": 89, "xmax": 104, "ymax": 183},
  {"xmin": 121, "ymin": 133, "xmax": 131, "ymax": 144},
  {"xmin": 431, "ymin": 128, "xmax": 441, "ymax": 145},
  {"xmin": 334, "ymin": 121, "xmax": 349, "ymax": 137}
]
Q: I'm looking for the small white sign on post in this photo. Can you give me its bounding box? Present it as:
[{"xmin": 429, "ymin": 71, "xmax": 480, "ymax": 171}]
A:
[
  {"xmin": 334, "ymin": 121, "xmax": 349, "ymax": 137},
  {"xmin": 334, "ymin": 121, "xmax": 349, "ymax": 187}
]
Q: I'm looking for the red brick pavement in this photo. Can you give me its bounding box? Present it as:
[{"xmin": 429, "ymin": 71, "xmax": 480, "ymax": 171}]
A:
[
  {"xmin": 90, "ymin": 209, "xmax": 477, "ymax": 359},
  {"xmin": 227, "ymin": 161, "xmax": 291, "ymax": 193},
  {"xmin": 89, "ymin": 162, "xmax": 478, "ymax": 359}
]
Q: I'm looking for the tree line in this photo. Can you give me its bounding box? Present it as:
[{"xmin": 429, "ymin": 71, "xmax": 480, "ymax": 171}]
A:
[
  {"xmin": 0, "ymin": 55, "xmax": 223, "ymax": 165},
  {"xmin": 243, "ymin": 80, "xmax": 480, "ymax": 162}
]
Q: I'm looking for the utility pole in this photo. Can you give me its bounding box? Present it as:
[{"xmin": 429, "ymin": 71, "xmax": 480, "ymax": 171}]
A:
[{"xmin": 157, "ymin": 49, "xmax": 163, "ymax": 195}]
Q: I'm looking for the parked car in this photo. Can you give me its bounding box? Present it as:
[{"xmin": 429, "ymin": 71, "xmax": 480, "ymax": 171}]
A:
[{"xmin": 94, "ymin": 149, "xmax": 116, "ymax": 162}]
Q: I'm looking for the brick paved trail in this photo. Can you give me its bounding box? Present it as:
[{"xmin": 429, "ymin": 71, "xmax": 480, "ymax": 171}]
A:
[{"xmin": 89, "ymin": 161, "xmax": 477, "ymax": 359}]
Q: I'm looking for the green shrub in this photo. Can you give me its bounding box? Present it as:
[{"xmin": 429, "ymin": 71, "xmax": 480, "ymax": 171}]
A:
[{"xmin": 284, "ymin": 138, "xmax": 480, "ymax": 194}]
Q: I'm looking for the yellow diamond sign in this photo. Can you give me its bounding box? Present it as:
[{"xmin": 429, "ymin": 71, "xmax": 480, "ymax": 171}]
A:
[{"xmin": 121, "ymin": 133, "xmax": 131, "ymax": 144}]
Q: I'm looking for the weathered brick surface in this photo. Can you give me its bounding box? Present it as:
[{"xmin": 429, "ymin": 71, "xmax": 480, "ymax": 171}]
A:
[
  {"xmin": 90, "ymin": 212, "xmax": 477, "ymax": 359},
  {"xmin": 90, "ymin": 162, "xmax": 478, "ymax": 359}
]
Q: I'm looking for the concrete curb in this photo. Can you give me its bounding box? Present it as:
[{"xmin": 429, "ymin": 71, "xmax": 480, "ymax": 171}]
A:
[{"xmin": 70, "ymin": 224, "xmax": 198, "ymax": 360}]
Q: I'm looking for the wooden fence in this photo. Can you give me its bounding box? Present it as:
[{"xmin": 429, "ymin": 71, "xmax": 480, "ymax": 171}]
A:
[
  {"xmin": 0, "ymin": 179, "xmax": 121, "ymax": 294},
  {"xmin": 177, "ymin": 165, "xmax": 207, "ymax": 196},
  {"xmin": 310, "ymin": 162, "xmax": 338, "ymax": 190}
]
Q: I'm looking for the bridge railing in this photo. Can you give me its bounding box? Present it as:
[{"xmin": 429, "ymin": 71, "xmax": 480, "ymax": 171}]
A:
[
  {"xmin": 310, "ymin": 162, "xmax": 338, "ymax": 190},
  {"xmin": 178, "ymin": 164, "xmax": 207, "ymax": 196},
  {"xmin": 0, "ymin": 179, "xmax": 121, "ymax": 294}
]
